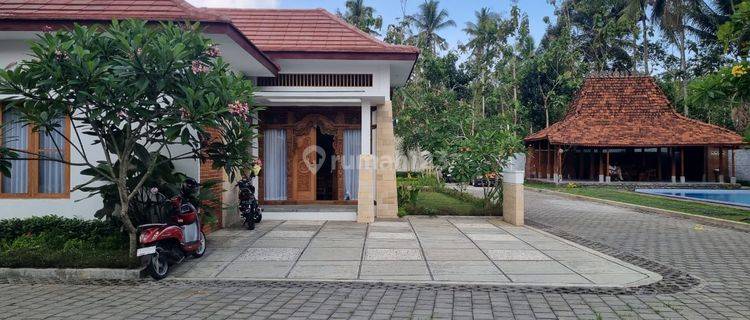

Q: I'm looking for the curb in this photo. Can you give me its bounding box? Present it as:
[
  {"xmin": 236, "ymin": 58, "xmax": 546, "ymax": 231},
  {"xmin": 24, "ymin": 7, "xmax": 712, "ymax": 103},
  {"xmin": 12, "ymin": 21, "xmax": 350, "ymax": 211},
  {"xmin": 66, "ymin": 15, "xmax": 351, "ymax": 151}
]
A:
[
  {"xmin": 526, "ymin": 187, "xmax": 750, "ymax": 233},
  {"xmin": 0, "ymin": 267, "xmax": 143, "ymax": 281}
]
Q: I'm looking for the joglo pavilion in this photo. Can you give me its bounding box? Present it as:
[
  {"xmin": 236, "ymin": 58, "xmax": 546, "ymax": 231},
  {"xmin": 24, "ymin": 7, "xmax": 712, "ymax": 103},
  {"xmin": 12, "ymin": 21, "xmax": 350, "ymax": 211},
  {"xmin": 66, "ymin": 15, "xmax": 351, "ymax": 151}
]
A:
[{"xmin": 524, "ymin": 74, "xmax": 744, "ymax": 184}]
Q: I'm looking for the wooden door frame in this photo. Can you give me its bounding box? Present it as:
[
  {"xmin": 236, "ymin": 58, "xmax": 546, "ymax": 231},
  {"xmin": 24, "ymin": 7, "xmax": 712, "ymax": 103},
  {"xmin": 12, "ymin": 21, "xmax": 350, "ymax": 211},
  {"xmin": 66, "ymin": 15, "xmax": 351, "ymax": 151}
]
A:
[{"xmin": 258, "ymin": 108, "xmax": 361, "ymax": 205}]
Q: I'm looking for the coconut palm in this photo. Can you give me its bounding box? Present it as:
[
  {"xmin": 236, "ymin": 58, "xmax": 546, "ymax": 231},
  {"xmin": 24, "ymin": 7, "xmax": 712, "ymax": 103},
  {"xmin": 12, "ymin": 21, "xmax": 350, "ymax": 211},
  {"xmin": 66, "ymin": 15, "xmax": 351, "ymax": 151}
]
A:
[
  {"xmin": 619, "ymin": 0, "xmax": 651, "ymax": 74},
  {"xmin": 408, "ymin": 0, "xmax": 456, "ymax": 52},
  {"xmin": 337, "ymin": 0, "xmax": 383, "ymax": 36},
  {"xmin": 652, "ymin": 0, "xmax": 699, "ymax": 115}
]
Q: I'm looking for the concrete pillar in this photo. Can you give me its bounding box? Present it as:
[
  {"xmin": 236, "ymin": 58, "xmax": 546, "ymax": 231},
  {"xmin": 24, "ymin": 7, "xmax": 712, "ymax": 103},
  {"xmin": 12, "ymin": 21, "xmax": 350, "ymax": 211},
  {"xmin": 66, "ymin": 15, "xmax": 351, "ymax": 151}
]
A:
[
  {"xmin": 357, "ymin": 154, "xmax": 375, "ymax": 223},
  {"xmin": 375, "ymin": 101, "xmax": 398, "ymax": 218},
  {"xmin": 361, "ymin": 101, "xmax": 371, "ymax": 155},
  {"xmin": 502, "ymin": 171, "xmax": 524, "ymax": 226}
]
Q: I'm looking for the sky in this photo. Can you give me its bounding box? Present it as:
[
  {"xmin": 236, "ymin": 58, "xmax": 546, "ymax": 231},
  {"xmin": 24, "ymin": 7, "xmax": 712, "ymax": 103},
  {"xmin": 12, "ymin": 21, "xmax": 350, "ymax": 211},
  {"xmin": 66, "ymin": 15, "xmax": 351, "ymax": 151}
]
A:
[{"xmin": 186, "ymin": 0, "xmax": 557, "ymax": 51}]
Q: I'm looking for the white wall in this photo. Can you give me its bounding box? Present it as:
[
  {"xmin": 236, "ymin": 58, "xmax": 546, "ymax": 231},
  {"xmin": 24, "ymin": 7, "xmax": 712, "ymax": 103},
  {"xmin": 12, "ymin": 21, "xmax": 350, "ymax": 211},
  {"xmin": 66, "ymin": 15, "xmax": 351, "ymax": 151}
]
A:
[{"xmin": 0, "ymin": 38, "xmax": 203, "ymax": 220}]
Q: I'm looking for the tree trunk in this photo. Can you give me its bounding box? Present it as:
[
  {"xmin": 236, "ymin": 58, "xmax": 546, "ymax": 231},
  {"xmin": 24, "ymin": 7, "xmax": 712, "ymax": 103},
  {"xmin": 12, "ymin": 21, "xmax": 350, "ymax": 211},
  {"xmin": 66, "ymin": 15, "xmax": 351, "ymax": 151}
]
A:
[
  {"xmin": 679, "ymin": 27, "xmax": 688, "ymax": 116},
  {"xmin": 512, "ymin": 59, "xmax": 518, "ymax": 124},
  {"xmin": 641, "ymin": 16, "xmax": 649, "ymax": 74}
]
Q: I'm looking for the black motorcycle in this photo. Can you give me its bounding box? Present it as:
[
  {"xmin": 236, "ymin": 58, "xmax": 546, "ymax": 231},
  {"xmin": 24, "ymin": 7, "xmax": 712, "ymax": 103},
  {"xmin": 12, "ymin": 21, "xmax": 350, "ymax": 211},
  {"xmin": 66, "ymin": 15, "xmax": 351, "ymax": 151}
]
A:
[{"xmin": 238, "ymin": 174, "xmax": 262, "ymax": 230}]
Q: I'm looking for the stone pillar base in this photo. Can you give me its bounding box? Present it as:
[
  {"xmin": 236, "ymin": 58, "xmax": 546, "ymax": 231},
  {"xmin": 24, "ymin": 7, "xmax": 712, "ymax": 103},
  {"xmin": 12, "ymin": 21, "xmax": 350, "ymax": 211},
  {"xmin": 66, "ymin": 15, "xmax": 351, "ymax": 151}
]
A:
[
  {"xmin": 502, "ymin": 171, "xmax": 524, "ymax": 226},
  {"xmin": 357, "ymin": 154, "xmax": 375, "ymax": 223},
  {"xmin": 719, "ymin": 175, "xmax": 725, "ymax": 184},
  {"xmin": 671, "ymin": 176, "xmax": 677, "ymax": 183},
  {"xmin": 598, "ymin": 174, "xmax": 604, "ymax": 183},
  {"xmin": 731, "ymin": 177, "xmax": 737, "ymax": 184},
  {"xmin": 605, "ymin": 176, "xmax": 611, "ymax": 183},
  {"xmin": 680, "ymin": 176, "xmax": 686, "ymax": 183}
]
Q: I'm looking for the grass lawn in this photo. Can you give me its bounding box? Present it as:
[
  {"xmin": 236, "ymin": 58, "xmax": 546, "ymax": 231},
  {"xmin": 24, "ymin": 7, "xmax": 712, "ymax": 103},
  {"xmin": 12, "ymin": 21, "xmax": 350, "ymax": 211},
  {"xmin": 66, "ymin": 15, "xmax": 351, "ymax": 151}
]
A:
[
  {"xmin": 527, "ymin": 182, "xmax": 750, "ymax": 224},
  {"xmin": 404, "ymin": 190, "xmax": 499, "ymax": 216}
]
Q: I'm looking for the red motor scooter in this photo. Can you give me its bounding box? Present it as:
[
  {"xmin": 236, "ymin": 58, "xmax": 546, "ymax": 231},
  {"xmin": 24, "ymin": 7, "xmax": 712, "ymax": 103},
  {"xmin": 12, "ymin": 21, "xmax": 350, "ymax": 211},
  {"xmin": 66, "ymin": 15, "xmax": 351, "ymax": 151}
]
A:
[{"xmin": 137, "ymin": 178, "xmax": 207, "ymax": 280}]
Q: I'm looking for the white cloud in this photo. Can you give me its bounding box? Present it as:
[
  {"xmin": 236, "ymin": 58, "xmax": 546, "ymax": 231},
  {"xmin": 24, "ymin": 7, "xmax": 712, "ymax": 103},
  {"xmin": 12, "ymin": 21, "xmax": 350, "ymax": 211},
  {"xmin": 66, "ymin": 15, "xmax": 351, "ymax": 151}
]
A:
[{"xmin": 185, "ymin": 0, "xmax": 280, "ymax": 8}]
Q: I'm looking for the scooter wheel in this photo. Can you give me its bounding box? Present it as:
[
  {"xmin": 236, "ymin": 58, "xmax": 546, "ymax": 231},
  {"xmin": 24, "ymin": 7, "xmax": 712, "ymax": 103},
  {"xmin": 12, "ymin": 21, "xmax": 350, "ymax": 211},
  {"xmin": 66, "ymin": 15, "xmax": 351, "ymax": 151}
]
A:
[
  {"xmin": 192, "ymin": 231, "xmax": 207, "ymax": 258},
  {"xmin": 253, "ymin": 212, "xmax": 262, "ymax": 223},
  {"xmin": 147, "ymin": 251, "xmax": 169, "ymax": 280},
  {"xmin": 245, "ymin": 218, "xmax": 255, "ymax": 230}
]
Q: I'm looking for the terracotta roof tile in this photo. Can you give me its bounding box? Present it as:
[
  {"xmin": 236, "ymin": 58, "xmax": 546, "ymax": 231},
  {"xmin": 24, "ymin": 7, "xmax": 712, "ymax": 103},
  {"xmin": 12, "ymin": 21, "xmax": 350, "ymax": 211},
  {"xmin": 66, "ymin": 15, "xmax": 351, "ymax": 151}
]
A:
[
  {"xmin": 207, "ymin": 8, "xmax": 419, "ymax": 54},
  {"xmin": 525, "ymin": 75, "xmax": 744, "ymax": 147},
  {"xmin": 0, "ymin": 0, "xmax": 227, "ymax": 22}
]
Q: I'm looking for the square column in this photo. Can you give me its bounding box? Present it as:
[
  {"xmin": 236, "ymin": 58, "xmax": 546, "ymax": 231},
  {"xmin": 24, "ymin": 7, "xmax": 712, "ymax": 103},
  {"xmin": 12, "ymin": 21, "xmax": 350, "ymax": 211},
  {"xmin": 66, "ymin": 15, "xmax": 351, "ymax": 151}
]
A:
[
  {"xmin": 375, "ymin": 101, "xmax": 398, "ymax": 218},
  {"xmin": 357, "ymin": 101, "xmax": 375, "ymax": 223},
  {"xmin": 502, "ymin": 171, "xmax": 524, "ymax": 226},
  {"xmin": 357, "ymin": 154, "xmax": 375, "ymax": 223}
]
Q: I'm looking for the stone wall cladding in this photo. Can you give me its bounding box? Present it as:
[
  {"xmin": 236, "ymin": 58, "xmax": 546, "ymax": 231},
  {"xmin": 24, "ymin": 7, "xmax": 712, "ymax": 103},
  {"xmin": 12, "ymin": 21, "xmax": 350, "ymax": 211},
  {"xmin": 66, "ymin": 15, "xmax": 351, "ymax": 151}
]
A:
[{"xmin": 375, "ymin": 101, "xmax": 398, "ymax": 218}]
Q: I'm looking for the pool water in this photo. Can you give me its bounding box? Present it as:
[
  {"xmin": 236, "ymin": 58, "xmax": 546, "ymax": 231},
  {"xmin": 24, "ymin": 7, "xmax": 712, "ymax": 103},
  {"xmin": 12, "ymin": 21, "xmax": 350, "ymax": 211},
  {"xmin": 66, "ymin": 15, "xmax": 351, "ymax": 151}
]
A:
[{"xmin": 636, "ymin": 189, "xmax": 750, "ymax": 208}]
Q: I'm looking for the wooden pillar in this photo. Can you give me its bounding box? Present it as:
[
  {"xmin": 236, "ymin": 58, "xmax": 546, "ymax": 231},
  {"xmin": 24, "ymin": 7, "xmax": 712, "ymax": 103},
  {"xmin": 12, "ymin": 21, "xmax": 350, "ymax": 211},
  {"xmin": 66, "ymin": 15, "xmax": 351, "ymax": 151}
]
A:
[
  {"xmin": 669, "ymin": 147, "xmax": 677, "ymax": 183},
  {"xmin": 599, "ymin": 149, "xmax": 604, "ymax": 182},
  {"xmin": 547, "ymin": 143, "xmax": 553, "ymax": 180},
  {"xmin": 719, "ymin": 147, "xmax": 725, "ymax": 183},
  {"xmin": 578, "ymin": 148, "xmax": 584, "ymax": 180},
  {"xmin": 605, "ymin": 149, "xmax": 610, "ymax": 183},
  {"xmin": 589, "ymin": 149, "xmax": 596, "ymax": 181},
  {"xmin": 680, "ymin": 147, "xmax": 686, "ymax": 183},
  {"xmin": 536, "ymin": 142, "xmax": 541, "ymax": 178},
  {"xmin": 657, "ymin": 147, "xmax": 662, "ymax": 181},
  {"xmin": 731, "ymin": 148, "xmax": 737, "ymax": 184}
]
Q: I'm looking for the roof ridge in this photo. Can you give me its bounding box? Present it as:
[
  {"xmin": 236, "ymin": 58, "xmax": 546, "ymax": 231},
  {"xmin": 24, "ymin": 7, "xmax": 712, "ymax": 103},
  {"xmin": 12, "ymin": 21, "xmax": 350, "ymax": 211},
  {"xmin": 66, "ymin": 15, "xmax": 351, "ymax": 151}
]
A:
[{"xmin": 169, "ymin": 0, "xmax": 228, "ymax": 22}]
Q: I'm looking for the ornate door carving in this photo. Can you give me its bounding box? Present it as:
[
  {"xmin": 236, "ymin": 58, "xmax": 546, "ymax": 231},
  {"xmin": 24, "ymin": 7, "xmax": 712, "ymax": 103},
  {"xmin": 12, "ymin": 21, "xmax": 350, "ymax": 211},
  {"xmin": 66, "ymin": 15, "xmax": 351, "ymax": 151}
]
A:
[{"xmin": 292, "ymin": 127, "xmax": 316, "ymax": 201}]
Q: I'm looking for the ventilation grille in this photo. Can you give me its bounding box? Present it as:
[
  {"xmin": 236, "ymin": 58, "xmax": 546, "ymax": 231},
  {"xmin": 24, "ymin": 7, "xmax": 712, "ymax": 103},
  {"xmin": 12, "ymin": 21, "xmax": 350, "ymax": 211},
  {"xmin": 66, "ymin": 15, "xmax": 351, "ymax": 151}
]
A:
[{"xmin": 257, "ymin": 74, "xmax": 373, "ymax": 87}]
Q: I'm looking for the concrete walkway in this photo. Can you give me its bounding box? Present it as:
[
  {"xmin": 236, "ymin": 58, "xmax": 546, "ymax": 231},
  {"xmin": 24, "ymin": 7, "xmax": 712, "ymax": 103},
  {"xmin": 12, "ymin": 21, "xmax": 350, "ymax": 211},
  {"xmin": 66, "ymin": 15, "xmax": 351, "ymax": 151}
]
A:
[{"xmin": 172, "ymin": 216, "xmax": 659, "ymax": 287}]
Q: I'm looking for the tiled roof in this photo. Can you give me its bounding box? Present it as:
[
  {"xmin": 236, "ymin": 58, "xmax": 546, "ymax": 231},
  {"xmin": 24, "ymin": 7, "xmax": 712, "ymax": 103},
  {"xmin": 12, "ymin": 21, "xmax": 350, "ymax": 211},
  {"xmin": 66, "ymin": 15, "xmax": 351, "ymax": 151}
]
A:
[
  {"xmin": 207, "ymin": 8, "xmax": 419, "ymax": 54},
  {"xmin": 525, "ymin": 75, "xmax": 744, "ymax": 147},
  {"xmin": 0, "ymin": 0, "xmax": 226, "ymax": 22}
]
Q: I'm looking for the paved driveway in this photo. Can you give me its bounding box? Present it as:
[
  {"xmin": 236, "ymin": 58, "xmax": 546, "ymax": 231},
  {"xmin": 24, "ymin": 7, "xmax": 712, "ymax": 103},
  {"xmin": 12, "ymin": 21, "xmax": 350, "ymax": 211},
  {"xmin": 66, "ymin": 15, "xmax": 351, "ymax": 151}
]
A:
[
  {"xmin": 3, "ymin": 190, "xmax": 750, "ymax": 319},
  {"xmin": 172, "ymin": 216, "xmax": 658, "ymax": 287}
]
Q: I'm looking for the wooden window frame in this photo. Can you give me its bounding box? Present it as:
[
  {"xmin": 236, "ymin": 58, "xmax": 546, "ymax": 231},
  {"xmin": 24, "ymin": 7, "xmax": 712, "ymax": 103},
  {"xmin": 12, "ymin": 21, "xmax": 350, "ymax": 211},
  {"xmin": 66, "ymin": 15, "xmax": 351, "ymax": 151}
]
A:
[{"xmin": 0, "ymin": 105, "xmax": 71, "ymax": 199}]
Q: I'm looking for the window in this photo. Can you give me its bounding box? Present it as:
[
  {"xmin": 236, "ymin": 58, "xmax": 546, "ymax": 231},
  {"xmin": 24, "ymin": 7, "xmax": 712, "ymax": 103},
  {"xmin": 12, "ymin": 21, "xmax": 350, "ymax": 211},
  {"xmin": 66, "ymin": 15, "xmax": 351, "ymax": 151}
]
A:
[{"xmin": 0, "ymin": 106, "xmax": 69, "ymax": 198}]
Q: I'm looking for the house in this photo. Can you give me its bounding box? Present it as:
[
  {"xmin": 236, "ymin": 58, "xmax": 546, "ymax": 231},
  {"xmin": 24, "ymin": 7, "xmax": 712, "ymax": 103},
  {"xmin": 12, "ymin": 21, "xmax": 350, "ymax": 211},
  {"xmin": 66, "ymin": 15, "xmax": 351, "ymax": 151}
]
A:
[
  {"xmin": 0, "ymin": 0, "xmax": 419, "ymax": 226},
  {"xmin": 524, "ymin": 74, "xmax": 744, "ymax": 184}
]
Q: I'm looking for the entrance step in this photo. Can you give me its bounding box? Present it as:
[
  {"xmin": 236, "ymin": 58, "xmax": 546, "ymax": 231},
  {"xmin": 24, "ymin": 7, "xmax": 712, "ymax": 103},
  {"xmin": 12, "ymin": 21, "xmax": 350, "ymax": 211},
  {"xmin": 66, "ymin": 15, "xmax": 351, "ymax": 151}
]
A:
[{"xmin": 262, "ymin": 205, "xmax": 357, "ymax": 221}]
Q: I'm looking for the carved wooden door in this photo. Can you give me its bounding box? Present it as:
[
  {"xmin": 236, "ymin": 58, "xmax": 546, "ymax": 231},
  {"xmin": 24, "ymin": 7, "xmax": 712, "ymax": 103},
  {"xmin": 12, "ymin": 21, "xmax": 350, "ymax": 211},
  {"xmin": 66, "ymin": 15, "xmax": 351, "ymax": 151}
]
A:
[{"xmin": 292, "ymin": 127, "xmax": 316, "ymax": 201}]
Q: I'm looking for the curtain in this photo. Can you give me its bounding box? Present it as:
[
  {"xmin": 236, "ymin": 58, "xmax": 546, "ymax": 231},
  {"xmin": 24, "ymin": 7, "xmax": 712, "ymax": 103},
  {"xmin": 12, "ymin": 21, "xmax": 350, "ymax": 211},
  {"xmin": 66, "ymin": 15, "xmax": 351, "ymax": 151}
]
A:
[
  {"xmin": 39, "ymin": 118, "xmax": 65, "ymax": 194},
  {"xmin": 1, "ymin": 109, "xmax": 28, "ymax": 194},
  {"xmin": 263, "ymin": 129, "xmax": 287, "ymax": 200},
  {"xmin": 343, "ymin": 129, "xmax": 361, "ymax": 200}
]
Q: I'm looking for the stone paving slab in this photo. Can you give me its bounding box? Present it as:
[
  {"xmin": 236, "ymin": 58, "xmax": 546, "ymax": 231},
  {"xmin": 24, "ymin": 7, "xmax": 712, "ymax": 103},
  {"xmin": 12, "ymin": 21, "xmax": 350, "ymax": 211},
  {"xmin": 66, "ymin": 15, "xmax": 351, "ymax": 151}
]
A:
[{"xmin": 173, "ymin": 216, "xmax": 661, "ymax": 287}]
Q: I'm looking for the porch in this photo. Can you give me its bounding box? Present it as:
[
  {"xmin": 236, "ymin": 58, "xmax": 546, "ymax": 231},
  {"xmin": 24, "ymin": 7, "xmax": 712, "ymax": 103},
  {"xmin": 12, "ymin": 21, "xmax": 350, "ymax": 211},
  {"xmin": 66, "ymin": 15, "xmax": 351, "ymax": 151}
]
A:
[{"xmin": 526, "ymin": 143, "xmax": 739, "ymax": 185}]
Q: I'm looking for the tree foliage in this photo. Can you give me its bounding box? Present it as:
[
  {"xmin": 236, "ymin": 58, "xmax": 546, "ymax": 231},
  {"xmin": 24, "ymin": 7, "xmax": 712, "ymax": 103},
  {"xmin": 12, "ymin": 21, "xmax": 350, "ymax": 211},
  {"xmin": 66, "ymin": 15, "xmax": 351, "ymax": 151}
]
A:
[{"xmin": 0, "ymin": 20, "xmax": 259, "ymax": 256}]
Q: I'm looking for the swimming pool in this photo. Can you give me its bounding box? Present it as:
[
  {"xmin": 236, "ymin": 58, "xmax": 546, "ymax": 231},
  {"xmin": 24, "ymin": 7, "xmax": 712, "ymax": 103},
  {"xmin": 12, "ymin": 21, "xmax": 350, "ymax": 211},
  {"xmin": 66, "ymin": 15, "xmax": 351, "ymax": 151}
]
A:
[{"xmin": 636, "ymin": 189, "xmax": 750, "ymax": 208}]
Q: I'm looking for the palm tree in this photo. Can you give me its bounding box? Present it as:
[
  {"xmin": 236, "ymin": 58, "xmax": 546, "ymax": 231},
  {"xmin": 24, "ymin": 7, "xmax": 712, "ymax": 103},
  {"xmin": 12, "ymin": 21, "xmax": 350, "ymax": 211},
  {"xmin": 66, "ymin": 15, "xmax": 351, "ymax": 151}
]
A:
[
  {"xmin": 620, "ymin": 0, "xmax": 651, "ymax": 74},
  {"xmin": 408, "ymin": 0, "xmax": 456, "ymax": 53},
  {"xmin": 652, "ymin": 0, "xmax": 698, "ymax": 115},
  {"xmin": 462, "ymin": 7, "xmax": 500, "ymax": 118},
  {"xmin": 337, "ymin": 0, "xmax": 383, "ymax": 36}
]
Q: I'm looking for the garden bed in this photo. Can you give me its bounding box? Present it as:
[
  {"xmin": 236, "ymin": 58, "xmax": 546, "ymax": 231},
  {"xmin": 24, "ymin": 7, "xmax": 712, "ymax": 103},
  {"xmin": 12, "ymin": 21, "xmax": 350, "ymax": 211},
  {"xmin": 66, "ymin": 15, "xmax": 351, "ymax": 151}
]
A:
[{"xmin": 0, "ymin": 216, "xmax": 139, "ymax": 269}]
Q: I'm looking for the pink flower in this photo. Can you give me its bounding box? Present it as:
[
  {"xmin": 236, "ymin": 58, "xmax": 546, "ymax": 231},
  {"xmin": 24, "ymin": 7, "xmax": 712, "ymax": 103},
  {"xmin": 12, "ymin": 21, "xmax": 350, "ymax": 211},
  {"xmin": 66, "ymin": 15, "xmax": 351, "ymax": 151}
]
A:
[
  {"xmin": 228, "ymin": 100, "xmax": 249, "ymax": 120},
  {"xmin": 205, "ymin": 45, "xmax": 221, "ymax": 57},
  {"xmin": 150, "ymin": 187, "xmax": 159, "ymax": 194},
  {"xmin": 191, "ymin": 60, "xmax": 211, "ymax": 74}
]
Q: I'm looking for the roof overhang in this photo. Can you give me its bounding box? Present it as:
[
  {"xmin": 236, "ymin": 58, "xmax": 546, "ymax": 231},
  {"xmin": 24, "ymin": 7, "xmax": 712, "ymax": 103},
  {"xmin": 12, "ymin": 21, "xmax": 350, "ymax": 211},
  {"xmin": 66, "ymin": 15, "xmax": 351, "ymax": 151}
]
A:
[
  {"xmin": 265, "ymin": 51, "xmax": 419, "ymax": 87},
  {"xmin": 0, "ymin": 19, "xmax": 279, "ymax": 76}
]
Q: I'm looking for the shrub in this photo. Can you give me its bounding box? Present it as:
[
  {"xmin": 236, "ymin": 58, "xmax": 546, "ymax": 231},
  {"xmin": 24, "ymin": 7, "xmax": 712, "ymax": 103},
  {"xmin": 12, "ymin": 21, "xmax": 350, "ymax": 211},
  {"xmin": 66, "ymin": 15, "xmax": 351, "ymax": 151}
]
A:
[{"xmin": 0, "ymin": 216, "xmax": 135, "ymax": 268}]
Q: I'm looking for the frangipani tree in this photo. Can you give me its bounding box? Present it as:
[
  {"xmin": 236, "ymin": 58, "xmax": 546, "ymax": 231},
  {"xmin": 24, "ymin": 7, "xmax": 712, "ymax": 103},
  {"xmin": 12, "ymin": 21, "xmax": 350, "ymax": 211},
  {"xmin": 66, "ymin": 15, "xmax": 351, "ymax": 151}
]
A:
[{"xmin": 0, "ymin": 20, "xmax": 259, "ymax": 256}]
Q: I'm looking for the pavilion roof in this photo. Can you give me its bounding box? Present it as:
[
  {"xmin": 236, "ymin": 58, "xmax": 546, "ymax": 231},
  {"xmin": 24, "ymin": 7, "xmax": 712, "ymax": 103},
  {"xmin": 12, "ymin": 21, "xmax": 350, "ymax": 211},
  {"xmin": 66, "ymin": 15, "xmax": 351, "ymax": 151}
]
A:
[{"xmin": 525, "ymin": 75, "xmax": 744, "ymax": 147}]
